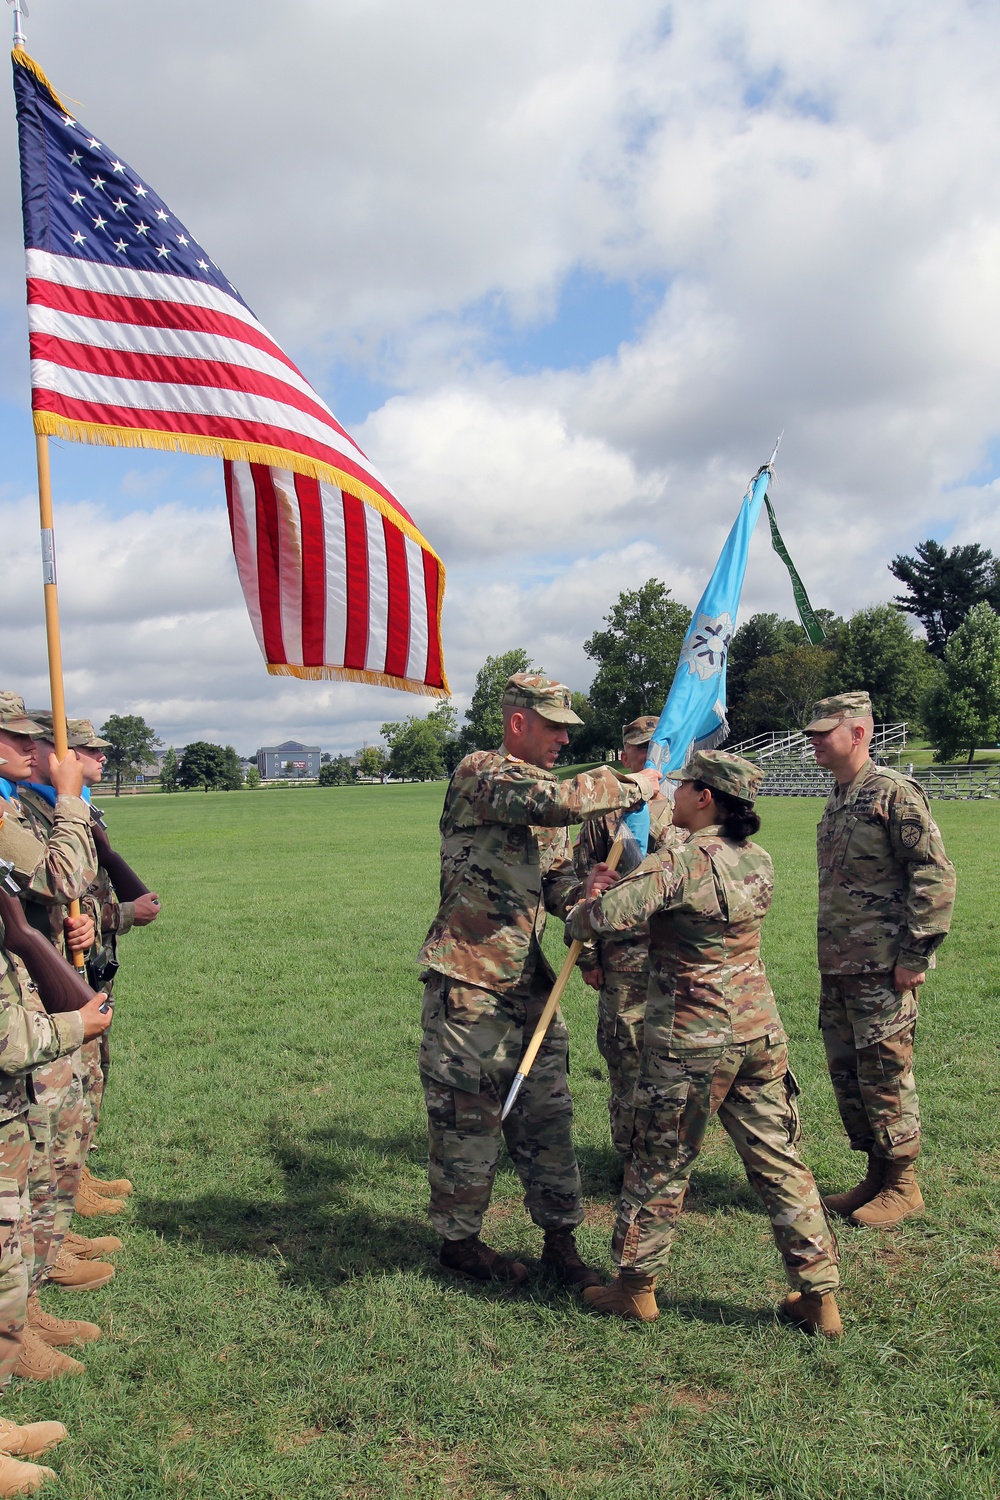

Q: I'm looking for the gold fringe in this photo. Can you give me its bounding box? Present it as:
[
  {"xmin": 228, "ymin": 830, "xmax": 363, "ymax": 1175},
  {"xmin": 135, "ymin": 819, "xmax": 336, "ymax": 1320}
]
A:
[
  {"xmin": 266, "ymin": 663, "xmax": 450, "ymax": 697},
  {"xmin": 33, "ymin": 411, "xmax": 446, "ymax": 567},
  {"xmin": 12, "ymin": 48, "xmax": 69, "ymax": 113}
]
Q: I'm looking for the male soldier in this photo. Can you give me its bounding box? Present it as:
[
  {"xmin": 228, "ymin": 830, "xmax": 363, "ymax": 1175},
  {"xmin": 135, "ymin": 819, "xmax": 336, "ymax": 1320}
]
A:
[
  {"xmin": 0, "ymin": 697, "xmax": 111, "ymax": 1303},
  {"xmin": 806, "ymin": 692, "xmax": 956, "ymax": 1227},
  {"xmin": 28, "ymin": 715, "xmax": 158, "ymax": 1216},
  {"xmin": 574, "ymin": 716, "xmax": 682, "ymax": 1161},
  {"xmin": 418, "ymin": 674, "xmax": 660, "ymax": 1287}
]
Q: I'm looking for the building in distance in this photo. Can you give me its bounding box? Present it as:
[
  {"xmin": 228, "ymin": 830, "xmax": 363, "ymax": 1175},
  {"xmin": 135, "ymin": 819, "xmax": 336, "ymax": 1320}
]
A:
[{"xmin": 256, "ymin": 740, "xmax": 322, "ymax": 780}]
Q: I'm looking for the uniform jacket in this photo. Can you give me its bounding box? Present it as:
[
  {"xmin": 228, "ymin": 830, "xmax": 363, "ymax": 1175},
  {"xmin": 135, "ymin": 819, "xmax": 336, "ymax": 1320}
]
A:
[
  {"xmin": 568, "ymin": 824, "xmax": 783, "ymax": 1054},
  {"xmin": 0, "ymin": 926, "xmax": 85, "ymax": 1123},
  {"xmin": 816, "ymin": 760, "xmax": 956, "ymax": 975},
  {"xmin": 14, "ymin": 786, "xmax": 97, "ymax": 959},
  {"xmin": 419, "ymin": 750, "xmax": 651, "ymax": 992},
  {"xmin": 572, "ymin": 801, "xmax": 682, "ymax": 974}
]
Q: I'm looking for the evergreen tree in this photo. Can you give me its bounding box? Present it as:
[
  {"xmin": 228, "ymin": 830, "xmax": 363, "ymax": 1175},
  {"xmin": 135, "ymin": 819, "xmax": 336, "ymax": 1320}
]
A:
[
  {"xmin": 159, "ymin": 745, "xmax": 179, "ymax": 793},
  {"xmin": 889, "ymin": 540, "xmax": 1000, "ymax": 657},
  {"xmin": 923, "ymin": 602, "xmax": 1000, "ymax": 762}
]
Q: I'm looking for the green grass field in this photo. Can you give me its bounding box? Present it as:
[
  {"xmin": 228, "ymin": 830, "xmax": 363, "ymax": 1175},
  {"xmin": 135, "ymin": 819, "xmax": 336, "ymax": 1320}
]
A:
[{"xmin": 10, "ymin": 785, "xmax": 999, "ymax": 1498}]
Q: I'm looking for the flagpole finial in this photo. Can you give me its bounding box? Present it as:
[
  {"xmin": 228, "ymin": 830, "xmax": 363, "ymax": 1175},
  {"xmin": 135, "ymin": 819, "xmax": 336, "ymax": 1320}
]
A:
[
  {"xmin": 8, "ymin": 0, "xmax": 29, "ymax": 49},
  {"xmin": 767, "ymin": 430, "xmax": 784, "ymax": 470}
]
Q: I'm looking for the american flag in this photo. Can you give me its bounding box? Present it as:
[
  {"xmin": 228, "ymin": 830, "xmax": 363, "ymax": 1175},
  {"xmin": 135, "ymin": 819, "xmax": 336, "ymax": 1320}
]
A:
[{"xmin": 12, "ymin": 48, "xmax": 448, "ymax": 696}]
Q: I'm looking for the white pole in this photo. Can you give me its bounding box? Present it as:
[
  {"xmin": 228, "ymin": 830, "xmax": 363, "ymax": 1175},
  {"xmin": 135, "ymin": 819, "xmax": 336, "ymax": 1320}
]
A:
[{"xmin": 11, "ymin": 0, "xmax": 28, "ymax": 50}]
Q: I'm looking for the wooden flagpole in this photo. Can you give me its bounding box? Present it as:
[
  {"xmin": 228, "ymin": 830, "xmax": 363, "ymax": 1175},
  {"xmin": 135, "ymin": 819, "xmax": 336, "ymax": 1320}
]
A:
[{"xmin": 35, "ymin": 432, "xmax": 86, "ymax": 969}]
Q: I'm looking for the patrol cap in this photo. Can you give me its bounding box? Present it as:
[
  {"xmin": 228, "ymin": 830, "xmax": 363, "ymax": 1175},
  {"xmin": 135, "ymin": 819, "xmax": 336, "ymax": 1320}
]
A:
[
  {"xmin": 0, "ymin": 692, "xmax": 45, "ymax": 736},
  {"xmin": 670, "ymin": 748, "xmax": 763, "ymax": 804},
  {"xmin": 502, "ymin": 674, "xmax": 582, "ymax": 726},
  {"xmin": 622, "ymin": 715, "xmax": 658, "ymax": 747},
  {"xmin": 804, "ymin": 691, "xmax": 872, "ymax": 733},
  {"xmin": 26, "ymin": 712, "xmax": 111, "ymax": 750}
]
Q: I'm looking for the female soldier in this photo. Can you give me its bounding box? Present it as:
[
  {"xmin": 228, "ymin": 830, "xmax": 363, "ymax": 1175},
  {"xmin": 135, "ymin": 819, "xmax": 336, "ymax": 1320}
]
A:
[{"xmin": 566, "ymin": 750, "xmax": 841, "ymax": 1335}]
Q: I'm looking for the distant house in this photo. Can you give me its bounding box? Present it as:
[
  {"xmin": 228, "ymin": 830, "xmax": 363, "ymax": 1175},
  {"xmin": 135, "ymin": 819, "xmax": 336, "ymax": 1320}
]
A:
[{"xmin": 256, "ymin": 740, "xmax": 322, "ymax": 779}]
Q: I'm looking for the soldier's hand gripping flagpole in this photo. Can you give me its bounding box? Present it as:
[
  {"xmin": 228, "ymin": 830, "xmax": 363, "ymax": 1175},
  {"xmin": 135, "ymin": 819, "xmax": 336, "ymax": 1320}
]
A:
[{"xmin": 500, "ymin": 829, "xmax": 628, "ymax": 1122}]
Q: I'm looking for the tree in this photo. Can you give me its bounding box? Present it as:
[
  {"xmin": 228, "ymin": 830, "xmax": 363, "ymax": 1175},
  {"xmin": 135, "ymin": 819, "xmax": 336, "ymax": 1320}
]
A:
[
  {"xmin": 923, "ymin": 602, "xmax": 1000, "ymax": 762},
  {"xmin": 99, "ymin": 713, "xmax": 162, "ymax": 797},
  {"xmin": 218, "ymin": 746, "xmax": 245, "ymax": 790},
  {"xmin": 727, "ymin": 614, "xmax": 807, "ymax": 738},
  {"xmin": 177, "ymin": 741, "xmax": 229, "ymax": 792},
  {"xmin": 565, "ymin": 692, "xmax": 605, "ymax": 762},
  {"xmin": 244, "ymin": 765, "xmax": 261, "ymax": 789},
  {"xmin": 384, "ymin": 718, "xmax": 446, "ymax": 781},
  {"xmin": 740, "ymin": 646, "xmax": 836, "ymax": 735},
  {"xmin": 318, "ymin": 756, "xmax": 355, "ymax": 786},
  {"xmin": 465, "ymin": 649, "xmax": 540, "ymax": 749},
  {"xmin": 584, "ymin": 581, "xmax": 691, "ymax": 746},
  {"xmin": 159, "ymin": 745, "xmax": 179, "ymax": 793},
  {"xmin": 889, "ymin": 540, "xmax": 1000, "ymax": 658},
  {"xmin": 832, "ymin": 605, "xmax": 938, "ymax": 725},
  {"xmin": 356, "ymin": 745, "xmax": 387, "ymax": 780}
]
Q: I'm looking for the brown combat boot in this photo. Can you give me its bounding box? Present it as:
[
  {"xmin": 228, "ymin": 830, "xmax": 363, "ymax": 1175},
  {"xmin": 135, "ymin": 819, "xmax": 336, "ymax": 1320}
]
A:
[
  {"xmin": 779, "ymin": 1290, "xmax": 843, "ymax": 1338},
  {"xmin": 27, "ymin": 1294, "xmax": 101, "ymax": 1349},
  {"xmin": 0, "ymin": 1418, "xmax": 67, "ymax": 1457},
  {"xmin": 62, "ymin": 1229, "xmax": 122, "ymax": 1260},
  {"xmin": 48, "ymin": 1248, "xmax": 115, "ymax": 1292},
  {"xmin": 823, "ymin": 1153, "xmax": 883, "ymax": 1218},
  {"xmin": 81, "ymin": 1164, "xmax": 133, "ymax": 1199},
  {"xmin": 438, "ymin": 1235, "xmax": 528, "ymax": 1285},
  {"xmin": 539, "ymin": 1229, "xmax": 602, "ymax": 1290},
  {"xmin": 850, "ymin": 1161, "xmax": 924, "ymax": 1228},
  {"xmin": 0, "ymin": 1452, "xmax": 58, "ymax": 1496},
  {"xmin": 583, "ymin": 1271, "xmax": 659, "ymax": 1322},
  {"xmin": 73, "ymin": 1180, "xmax": 126, "ymax": 1218},
  {"xmin": 14, "ymin": 1328, "xmax": 85, "ymax": 1381}
]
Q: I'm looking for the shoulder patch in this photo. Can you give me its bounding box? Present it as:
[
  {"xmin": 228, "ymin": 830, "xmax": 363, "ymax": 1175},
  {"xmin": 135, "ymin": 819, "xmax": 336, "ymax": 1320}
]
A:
[{"xmin": 899, "ymin": 820, "xmax": 922, "ymax": 849}]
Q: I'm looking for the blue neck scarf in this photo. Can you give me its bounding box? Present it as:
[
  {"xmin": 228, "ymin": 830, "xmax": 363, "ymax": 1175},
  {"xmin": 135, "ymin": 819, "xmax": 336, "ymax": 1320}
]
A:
[
  {"xmin": 0, "ymin": 778, "xmax": 18, "ymax": 803},
  {"xmin": 21, "ymin": 783, "xmax": 91, "ymax": 807}
]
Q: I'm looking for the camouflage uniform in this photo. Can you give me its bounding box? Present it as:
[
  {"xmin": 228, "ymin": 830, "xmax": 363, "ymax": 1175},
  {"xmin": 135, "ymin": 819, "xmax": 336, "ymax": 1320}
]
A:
[
  {"xmin": 418, "ymin": 678, "xmax": 656, "ymax": 1242},
  {"xmin": 567, "ymin": 750, "xmax": 839, "ymax": 1294},
  {"xmin": 0, "ymin": 804, "xmax": 86, "ymax": 1390},
  {"xmin": 574, "ymin": 794, "xmax": 680, "ymax": 1157},
  {"xmin": 813, "ymin": 706, "xmax": 956, "ymax": 1163}
]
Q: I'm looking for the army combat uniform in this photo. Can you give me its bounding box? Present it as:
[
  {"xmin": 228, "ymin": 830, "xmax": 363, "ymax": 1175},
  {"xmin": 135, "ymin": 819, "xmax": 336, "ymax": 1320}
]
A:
[
  {"xmin": 567, "ymin": 751, "xmax": 839, "ymax": 1309},
  {"xmin": 809, "ymin": 696, "xmax": 955, "ymax": 1189},
  {"xmin": 418, "ymin": 679, "xmax": 656, "ymax": 1254},
  {"xmin": 574, "ymin": 794, "xmax": 680, "ymax": 1157}
]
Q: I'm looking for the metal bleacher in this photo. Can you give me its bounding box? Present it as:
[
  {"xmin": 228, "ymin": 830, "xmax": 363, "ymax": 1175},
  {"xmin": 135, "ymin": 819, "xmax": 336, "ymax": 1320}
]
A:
[{"xmin": 728, "ymin": 725, "xmax": 910, "ymax": 797}]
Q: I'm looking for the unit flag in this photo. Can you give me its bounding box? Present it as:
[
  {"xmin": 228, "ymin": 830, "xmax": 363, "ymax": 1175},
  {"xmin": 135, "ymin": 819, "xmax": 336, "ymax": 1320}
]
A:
[{"xmin": 12, "ymin": 47, "xmax": 448, "ymax": 695}]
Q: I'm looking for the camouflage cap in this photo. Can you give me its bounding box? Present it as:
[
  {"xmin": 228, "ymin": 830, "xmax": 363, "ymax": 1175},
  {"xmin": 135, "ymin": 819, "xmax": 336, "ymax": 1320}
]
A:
[
  {"xmin": 804, "ymin": 691, "xmax": 872, "ymax": 733},
  {"xmin": 671, "ymin": 748, "xmax": 763, "ymax": 804},
  {"xmin": 0, "ymin": 692, "xmax": 45, "ymax": 735},
  {"xmin": 502, "ymin": 674, "xmax": 582, "ymax": 726},
  {"xmin": 622, "ymin": 715, "xmax": 658, "ymax": 747},
  {"xmin": 27, "ymin": 711, "xmax": 111, "ymax": 749}
]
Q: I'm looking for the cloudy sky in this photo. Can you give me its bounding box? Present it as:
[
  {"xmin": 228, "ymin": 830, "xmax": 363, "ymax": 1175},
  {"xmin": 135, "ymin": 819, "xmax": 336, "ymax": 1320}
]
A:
[{"xmin": 2, "ymin": 0, "xmax": 999, "ymax": 754}]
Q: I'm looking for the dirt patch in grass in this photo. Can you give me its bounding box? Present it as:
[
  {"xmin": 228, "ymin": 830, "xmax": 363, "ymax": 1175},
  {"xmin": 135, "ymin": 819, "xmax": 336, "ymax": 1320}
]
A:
[{"xmin": 381, "ymin": 1433, "xmax": 481, "ymax": 1494}]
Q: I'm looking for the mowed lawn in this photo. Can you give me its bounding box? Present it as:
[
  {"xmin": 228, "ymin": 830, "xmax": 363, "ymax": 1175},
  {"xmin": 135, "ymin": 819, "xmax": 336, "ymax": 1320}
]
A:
[{"xmin": 10, "ymin": 784, "xmax": 1000, "ymax": 1499}]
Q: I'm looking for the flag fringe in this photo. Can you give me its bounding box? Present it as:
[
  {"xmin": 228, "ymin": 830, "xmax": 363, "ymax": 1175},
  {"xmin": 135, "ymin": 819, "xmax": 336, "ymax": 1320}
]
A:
[
  {"xmin": 32, "ymin": 411, "xmax": 446, "ymax": 567},
  {"xmin": 266, "ymin": 663, "xmax": 450, "ymax": 697},
  {"xmin": 11, "ymin": 48, "xmax": 68, "ymax": 113}
]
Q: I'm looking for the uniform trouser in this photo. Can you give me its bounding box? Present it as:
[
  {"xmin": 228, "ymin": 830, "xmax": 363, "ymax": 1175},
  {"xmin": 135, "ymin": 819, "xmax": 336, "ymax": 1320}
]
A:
[
  {"xmin": 612, "ymin": 1037, "xmax": 840, "ymax": 1293},
  {"xmin": 27, "ymin": 1052, "xmax": 85, "ymax": 1289},
  {"xmin": 596, "ymin": 971, "xmax": 646, "ymax": 1159},
  {"xmin": 0, "ymin": 1115, "xmax": 33, "ymax": 1392},
  {"xmin": 819, "ymin": 973, "xmax": 920, "ymax": 1163},
  {"xmin": 80, "ymin": 1037, "xmax": 106, "ymax": 1155},
  {"xmin": 419, "ymin": 970, "xmax": 583, "ymax": 1241}
]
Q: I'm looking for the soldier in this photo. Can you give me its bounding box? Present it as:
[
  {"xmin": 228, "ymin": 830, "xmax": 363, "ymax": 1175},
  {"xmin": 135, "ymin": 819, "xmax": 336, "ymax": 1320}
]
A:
[
  {"xmin": 418, "ymin": 674, "xmax": 660, "ymax": 1287},
  {"xmin": 29, "ymin": 715, "xmax": 158, "ymax": 1215},
  {"xmin": 574, "ymin": 716, "xmax": 682, "ymax": 1161},
  {"xmin": 805, "ymin": 692, "xmax": 956, "ymax": 1227},
  {"xmin": 567, "ymin": 751, "xmax": 842, "ymax": 1336},
  {"xmin": 0, "ymin": 696, "xmax": 111, "ymax": 1307}
]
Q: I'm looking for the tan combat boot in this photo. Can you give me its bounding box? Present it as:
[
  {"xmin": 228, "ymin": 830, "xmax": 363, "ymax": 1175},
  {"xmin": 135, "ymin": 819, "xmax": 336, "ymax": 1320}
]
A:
[
  {"xmin": 779, "ymin": 1290, "xmax": 843, "ymax": 1338},
  {"xmin": 62, "ymin": 1229, "xmax": 122, "ymax": 1260},
  {"xmin": 0, "ymin": 1418, "xmax": 67, "ymax": 1457},
  {"xmin": 27, "ymin": 1294, "xmax": 101, "ymax": 1348},
  {"xmin": 850, "ymin": 1161, "xmax": 924, "ymax": 1228},
  {"xmin": 81, "ymin": 1164, "xmax": 133, "ymax": 1199},
  {"xmin": 539, "ymin": 1229, "xmax": 602, "ymax": 1290},
  {"xmin": 438, "ymin": 1236, "xmax": 528, "ymax": 1285},
  {"xmin": 583, "ymin": 1272, "xmax": 659, "ymax": 1322},
  {"xmin": 73, "ymin": 1180, "xmax": 126, "ymax": 1218},
  {"xmin": 48, "ymin": 1247, "xmax": 115, "ymax": 1292},
  {"xmin": 0, "ymin": 1452, "xmax": 58, "ymax": 1496},
  {"xmin": 14, "ymin": 1327, "xmax": 85, "ymax": 1381},
  {"xmin": 823, "ymin": 1153, "xmax": 883, "ymax": 1218}
]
